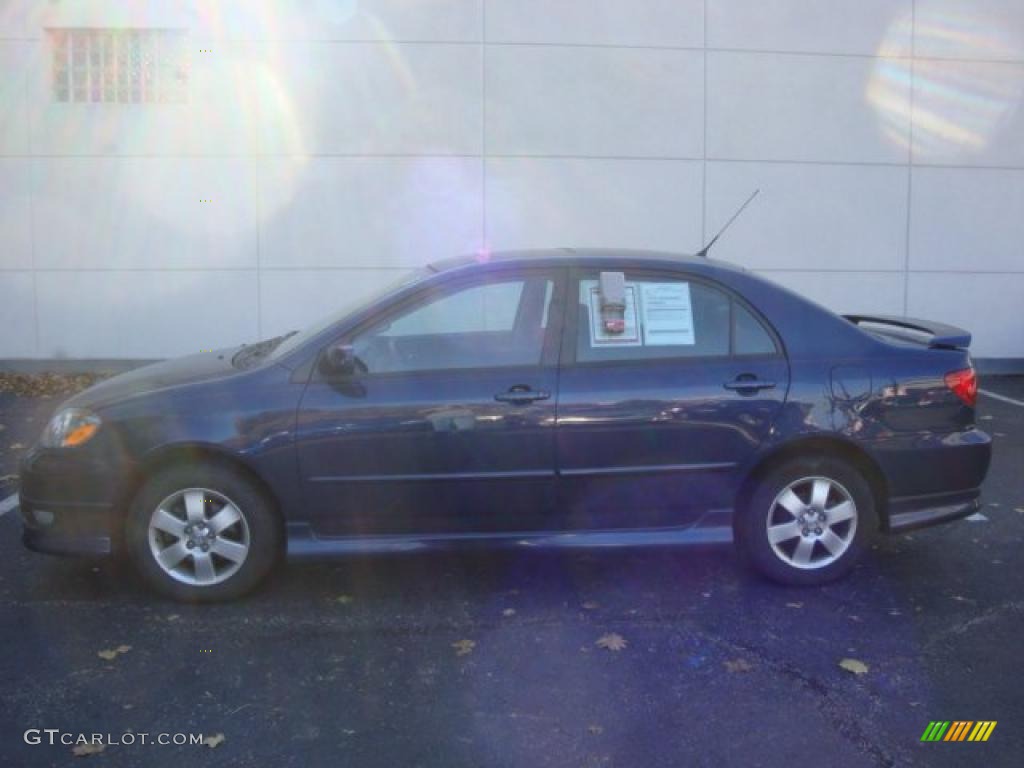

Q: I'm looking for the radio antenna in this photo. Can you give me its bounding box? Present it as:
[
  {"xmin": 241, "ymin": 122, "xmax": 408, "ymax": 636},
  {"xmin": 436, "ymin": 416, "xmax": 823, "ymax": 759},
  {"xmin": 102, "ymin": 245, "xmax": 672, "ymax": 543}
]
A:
[{"xmin": 695, "ymin": 189, "xmax": 759, "ymax": 258}]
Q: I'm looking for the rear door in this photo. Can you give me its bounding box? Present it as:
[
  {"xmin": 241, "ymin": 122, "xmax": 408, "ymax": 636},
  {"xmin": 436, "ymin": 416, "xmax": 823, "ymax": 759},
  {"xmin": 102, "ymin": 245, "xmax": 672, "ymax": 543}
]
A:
[{"xmin": 555, "ymin": 267, "xmax": 789, "ymax": 530}]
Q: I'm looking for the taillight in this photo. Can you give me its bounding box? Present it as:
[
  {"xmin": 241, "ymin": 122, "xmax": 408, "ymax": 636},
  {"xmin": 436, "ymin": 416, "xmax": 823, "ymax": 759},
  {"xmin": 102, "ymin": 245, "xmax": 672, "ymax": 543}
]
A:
[{"xmin": 945, "ymin": 367, "xmax": 978, "ymax": 407}]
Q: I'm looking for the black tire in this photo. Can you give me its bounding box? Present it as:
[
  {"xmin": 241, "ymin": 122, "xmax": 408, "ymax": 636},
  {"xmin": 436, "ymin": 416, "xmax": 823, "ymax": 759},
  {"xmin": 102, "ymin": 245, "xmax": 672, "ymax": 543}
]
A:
[
  {"xmin": 734, "ymin": 456, "xmax": 875, "ymax": 586},
  {"xmin": 125, "ymin": 462, "xmax": 282, "ymax": 602}
]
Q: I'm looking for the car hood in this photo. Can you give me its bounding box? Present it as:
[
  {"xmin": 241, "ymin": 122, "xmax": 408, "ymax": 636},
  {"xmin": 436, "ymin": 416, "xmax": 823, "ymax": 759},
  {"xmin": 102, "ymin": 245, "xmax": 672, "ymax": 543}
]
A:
[{"xmin": 64, "ymin": 347, "xmax": 245, "ymax": 411}]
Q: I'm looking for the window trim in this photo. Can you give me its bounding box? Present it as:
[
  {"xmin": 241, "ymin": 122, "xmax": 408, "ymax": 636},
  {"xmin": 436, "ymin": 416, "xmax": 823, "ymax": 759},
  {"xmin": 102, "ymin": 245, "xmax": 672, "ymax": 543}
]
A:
[
  {"xmin": 561, "ymin": 267, "xmax": 784, "ymax": 369},
  {"xmin": 313, "ymin": 266, "xmax": 567, "ymax": 381}
]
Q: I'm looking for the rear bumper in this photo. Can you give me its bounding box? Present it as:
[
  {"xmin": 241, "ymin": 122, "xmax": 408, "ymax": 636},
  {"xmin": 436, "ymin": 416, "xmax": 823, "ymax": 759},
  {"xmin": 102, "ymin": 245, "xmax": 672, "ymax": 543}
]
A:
[
  {"xmin": 886, "ymin": 489, "xmax": 981, "ymax": 533},
  {"xmin": 868, "ymin": 427, "xmax": 991, "ymax": 533},
  {"xmin": 870, "ymin": 428, "xmax": 992, "ymax": 499}
]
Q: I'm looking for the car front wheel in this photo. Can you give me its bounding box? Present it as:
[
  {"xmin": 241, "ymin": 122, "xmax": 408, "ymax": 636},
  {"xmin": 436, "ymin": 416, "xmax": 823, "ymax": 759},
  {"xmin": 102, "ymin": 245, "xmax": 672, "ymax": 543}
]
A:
[
  {"xmin": 735, "ymin": 457, "xmax": 875, "ymax": 585},
  {"xmin": 125, "ymin": 463, "xmax": 282, "ymax": 602}
]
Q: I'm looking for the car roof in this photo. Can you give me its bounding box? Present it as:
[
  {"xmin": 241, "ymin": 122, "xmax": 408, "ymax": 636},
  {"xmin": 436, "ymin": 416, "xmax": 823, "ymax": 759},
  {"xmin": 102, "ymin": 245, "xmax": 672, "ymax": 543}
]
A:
[{"xmin": 427, "ymin": 248, "xmax": 747, "ymax": 276}]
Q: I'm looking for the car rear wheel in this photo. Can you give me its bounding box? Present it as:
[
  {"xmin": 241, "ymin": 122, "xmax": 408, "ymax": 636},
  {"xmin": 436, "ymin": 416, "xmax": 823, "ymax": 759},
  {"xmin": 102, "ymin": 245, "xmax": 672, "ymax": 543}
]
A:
[
  {"xmin": 735, "ymin": 457, "xmax": 875, "ymax": 585},
  {"xmin": 125, "ymin": 463, "xmax": 281, "ymax": 602}
]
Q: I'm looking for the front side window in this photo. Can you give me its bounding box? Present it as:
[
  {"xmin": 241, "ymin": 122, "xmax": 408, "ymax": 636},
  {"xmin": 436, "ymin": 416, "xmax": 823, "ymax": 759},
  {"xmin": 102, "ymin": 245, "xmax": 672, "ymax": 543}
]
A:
[
  {"xmin": 575, "ymin": 272, "xmax": 776, "ymax": 363},
  {"xmin": 351, "ymin": 274, "xmax": 555, "ymax": 374}
]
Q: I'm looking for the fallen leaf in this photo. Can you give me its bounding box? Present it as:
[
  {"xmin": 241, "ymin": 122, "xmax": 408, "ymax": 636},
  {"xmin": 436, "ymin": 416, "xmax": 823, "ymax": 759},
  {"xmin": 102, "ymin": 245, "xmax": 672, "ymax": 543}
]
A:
[
  {"xmin": 452, "ymin": 639, "xmax": 475, "ymax": 657},
  {"xmin": 97, "ymin": 645, "xmax": 132, "ymax": 661},
  {"xmin": 202, "ymin": 733, "xmax": 225, "ymax": 749},
  {"xmin": 502, "ymin": 608, "xmax": 516, "ymax": 617},
  {"xmin": 71, "ymin": 743, "xmax": 105, "ymax": 757},
  {"xmin": 587, "ymin": 724, "xmax": 604, "ymax": 735},
  {"xmin": 839, "ymin": 658, "xmax": 869, "ymax": 676},
  {"xmin": 335, "ymin": 595, "xmax": 354, "ymax": 605},
  {"xmin": 581, "ymin": 601, "xmax": 599, "ymax": 610},
  {"xmin": 595, "ymin": 633, "xmax": 627, "ymax": 652},
  {"xmin": 785, "ymin": 602, "xmax": 803, "ymax": 609},
  {"xmin": 0, "ymin": 371, "xmax": 113, "ymax": 398},
  {"xmin": 724, "ymin": 658, "xmax": 752, "ymax": 673}
]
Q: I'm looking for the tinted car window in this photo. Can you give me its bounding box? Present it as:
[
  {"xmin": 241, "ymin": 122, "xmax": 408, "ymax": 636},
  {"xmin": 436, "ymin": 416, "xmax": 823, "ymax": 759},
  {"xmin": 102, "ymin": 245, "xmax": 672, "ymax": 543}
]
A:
[
  {"xmin": 353, "ymin": 276, "xmax": 553, "ymax": 374},
  {"xmin": 734, "ymin": 301, "xmax": 777, "ymax": 355},
  {"xmin": 576, "ymin": 273, "xmax": 776, "ymax": 362},
  {"xmin": 577, "ymin": 275, "xmax": 730, "ymax": 362},
  {"xmin": 381, "ymin": 282, "xmax": 524, "ymax": 337}
]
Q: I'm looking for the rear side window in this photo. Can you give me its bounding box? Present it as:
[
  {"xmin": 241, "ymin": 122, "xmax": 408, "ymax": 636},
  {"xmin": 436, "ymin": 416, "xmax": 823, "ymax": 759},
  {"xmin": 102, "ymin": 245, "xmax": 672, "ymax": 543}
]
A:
[{"xmin": 575, "ymin": 273, "xmax": 776, "ymax": 363}]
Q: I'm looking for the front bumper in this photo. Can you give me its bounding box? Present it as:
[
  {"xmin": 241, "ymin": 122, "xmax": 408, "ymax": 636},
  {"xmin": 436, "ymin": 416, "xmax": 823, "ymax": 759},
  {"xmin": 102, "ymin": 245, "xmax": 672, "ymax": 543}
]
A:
[
  {"xmin": 18, "ymin": 444, "xmax": 128, "ymax": 557},
  {"xmin": 20, "ymin": 494, "xmax": 115, "ymax": 555}
]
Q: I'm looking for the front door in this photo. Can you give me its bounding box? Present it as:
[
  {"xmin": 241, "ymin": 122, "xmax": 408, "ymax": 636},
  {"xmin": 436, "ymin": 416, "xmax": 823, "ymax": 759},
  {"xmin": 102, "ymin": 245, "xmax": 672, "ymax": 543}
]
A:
[
  {"xmin": 555, "ymin": 267, "xmax": 789, "ymax": 530},
  {"xmin": 295, "ymin": 268, "xmax": 565, "ymax": 536}
]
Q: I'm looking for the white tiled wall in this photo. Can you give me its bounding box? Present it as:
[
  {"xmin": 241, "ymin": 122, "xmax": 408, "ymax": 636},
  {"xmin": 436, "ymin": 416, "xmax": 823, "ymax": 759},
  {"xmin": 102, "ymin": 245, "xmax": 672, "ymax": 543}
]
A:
[
  {"xmin": 485, "ymin": 158, "xmax": 703, "ymax": 252},
  {"xmin": 485, "ymin": 45, "xmax": 703, "ymax": 158},
  {"xmin": 707, "ymin": 52, "xmax": 911, "ymax": 163},
  {"xmin": 0, "ymin": 0, "xmax": 1022, "ymax": 361},
  {"xmin": 707, "ymin": 0, "xmax": 913, "ymax": 57},
  {"xmin": 259, "ymin": 157, "xmax": 483, "ymax": 269}
]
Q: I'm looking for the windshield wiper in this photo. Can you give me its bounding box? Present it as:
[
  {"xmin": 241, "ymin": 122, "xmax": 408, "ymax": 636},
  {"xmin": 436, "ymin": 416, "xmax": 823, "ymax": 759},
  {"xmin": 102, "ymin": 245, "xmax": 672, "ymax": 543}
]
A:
[{"xmin": 231, "ymin": 332, "xmax": 298, "ymax": 368}]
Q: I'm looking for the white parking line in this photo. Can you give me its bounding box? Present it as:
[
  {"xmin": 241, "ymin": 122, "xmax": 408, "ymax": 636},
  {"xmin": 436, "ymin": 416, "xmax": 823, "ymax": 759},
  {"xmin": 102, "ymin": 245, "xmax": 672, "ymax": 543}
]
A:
[
  {"xmin": 0, "ymin": 494, "xmax": 18, "ymax": 517},
  {"xmin": 980, "ymin": 389, "xmax": 1024, "ymax": 408}
]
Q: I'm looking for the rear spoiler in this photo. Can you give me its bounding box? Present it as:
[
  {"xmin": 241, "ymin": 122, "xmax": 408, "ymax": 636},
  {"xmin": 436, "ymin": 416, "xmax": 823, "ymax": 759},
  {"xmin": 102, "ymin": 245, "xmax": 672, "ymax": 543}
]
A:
[{"xmin": 843, "ymin": 314, "xmax": 971, "ymax": 349}]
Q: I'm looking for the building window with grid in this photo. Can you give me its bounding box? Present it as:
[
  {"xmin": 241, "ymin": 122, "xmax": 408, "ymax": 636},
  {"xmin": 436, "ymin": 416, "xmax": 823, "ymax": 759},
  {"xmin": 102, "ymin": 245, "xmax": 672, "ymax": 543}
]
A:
[{"xmin": 49, "ymin": 28, "xmax": 188, "ymax": 104}]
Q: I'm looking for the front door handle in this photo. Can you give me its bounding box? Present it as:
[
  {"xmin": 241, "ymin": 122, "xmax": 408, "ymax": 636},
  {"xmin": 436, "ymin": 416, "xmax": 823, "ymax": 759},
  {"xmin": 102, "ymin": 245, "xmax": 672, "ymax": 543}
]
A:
[
  {"xmin": 495, "ymin": 386, "xmax": 551, "ymax": 404},
  {"xmin": 723, "ymin": 376, "xmax": 776, "ymax": 392}
]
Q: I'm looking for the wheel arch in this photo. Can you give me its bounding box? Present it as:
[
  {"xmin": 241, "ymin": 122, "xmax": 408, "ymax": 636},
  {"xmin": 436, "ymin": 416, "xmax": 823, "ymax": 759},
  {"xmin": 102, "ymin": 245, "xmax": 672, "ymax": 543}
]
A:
[
  {"xmin": 736, "ymin": 436, "xmax": 889, "ymax": 531},
  {"xmin": 113, "ymin": 442, "xmax": 286, "ymax": 553}
]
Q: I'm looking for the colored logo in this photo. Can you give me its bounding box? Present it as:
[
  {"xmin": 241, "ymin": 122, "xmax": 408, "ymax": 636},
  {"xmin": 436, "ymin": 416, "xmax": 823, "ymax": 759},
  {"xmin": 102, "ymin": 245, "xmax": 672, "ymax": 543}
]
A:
[{"xmin": 921, "ymin": 721, "xmax": 996, "ymax": 742}]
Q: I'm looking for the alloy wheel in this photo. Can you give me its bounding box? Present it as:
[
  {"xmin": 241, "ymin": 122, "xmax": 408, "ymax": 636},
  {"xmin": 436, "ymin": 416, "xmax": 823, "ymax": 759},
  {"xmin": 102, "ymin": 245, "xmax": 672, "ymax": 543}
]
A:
[
  {"xmin": 147, "ymin": 488, "xmax": 250, "ymax": 586},
  {"xmin": 765, "ymin": 476, "xmax": 858, "ymax": 570}
]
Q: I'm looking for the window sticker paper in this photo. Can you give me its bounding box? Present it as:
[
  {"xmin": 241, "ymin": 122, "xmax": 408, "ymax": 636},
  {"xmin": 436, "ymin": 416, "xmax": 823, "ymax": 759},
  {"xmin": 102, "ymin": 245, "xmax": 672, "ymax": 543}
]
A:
[
  {"xmin": 582, "ymin": 280, "xmax": 641, "ymax": 346},
  {"xmin": 641, "ymin": 282, "xmax": 694, "ymax": 346}
]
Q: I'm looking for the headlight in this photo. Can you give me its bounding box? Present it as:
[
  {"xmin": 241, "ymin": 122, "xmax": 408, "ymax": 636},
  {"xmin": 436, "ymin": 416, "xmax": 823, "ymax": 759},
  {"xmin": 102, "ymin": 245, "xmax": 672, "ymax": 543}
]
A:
[{"xmin": 41, "ymin": 408, "xmax": 102, "ymax": 448}]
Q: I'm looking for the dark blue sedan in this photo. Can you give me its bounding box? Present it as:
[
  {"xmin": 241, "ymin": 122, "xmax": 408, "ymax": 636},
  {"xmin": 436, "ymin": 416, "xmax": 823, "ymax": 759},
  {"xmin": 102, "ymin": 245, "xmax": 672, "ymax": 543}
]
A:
[{"xmin": 18, "ymin": 250, "xmax": 992, "ymax": 601}]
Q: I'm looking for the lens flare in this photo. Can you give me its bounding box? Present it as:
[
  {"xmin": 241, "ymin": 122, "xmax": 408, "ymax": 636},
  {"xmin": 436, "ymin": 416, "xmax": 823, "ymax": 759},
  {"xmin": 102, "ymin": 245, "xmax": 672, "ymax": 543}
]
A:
[{"xmin": 867, "ymin": 10, "xmax": 1024, "ymax": 160}]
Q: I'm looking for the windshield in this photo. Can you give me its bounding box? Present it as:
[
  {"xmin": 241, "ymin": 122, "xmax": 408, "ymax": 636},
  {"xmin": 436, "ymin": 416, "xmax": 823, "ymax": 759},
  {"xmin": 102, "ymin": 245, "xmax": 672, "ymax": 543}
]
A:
[{"xmin": 265, "ymin": 267, "xmax": 428, "ymax": 362}]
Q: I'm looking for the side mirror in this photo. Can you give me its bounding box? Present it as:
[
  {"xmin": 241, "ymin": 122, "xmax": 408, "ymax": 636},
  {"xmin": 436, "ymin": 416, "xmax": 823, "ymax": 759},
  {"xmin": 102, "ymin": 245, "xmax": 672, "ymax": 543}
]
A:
[{"xmin": 322, "ymin": 344, "xmax": 358, "ymax": 376}]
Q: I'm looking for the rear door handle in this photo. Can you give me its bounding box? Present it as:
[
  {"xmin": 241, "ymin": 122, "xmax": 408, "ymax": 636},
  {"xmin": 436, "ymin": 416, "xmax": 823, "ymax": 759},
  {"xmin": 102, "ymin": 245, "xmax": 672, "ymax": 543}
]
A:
[
  {"xmin": 495, "ymin": 387, "xmax": 551, "ymax": 404},
  {"xmin": 723, "ymin": 377, "xmax": 776, "ymax": 392}
]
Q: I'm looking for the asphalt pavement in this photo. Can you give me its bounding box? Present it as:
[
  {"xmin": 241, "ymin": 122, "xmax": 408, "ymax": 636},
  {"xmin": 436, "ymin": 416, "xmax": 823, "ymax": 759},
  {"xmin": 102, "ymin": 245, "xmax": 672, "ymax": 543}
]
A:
[{"xmin": 0, "ymin": 378, "xmax": 1022, "ymax": 767}]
